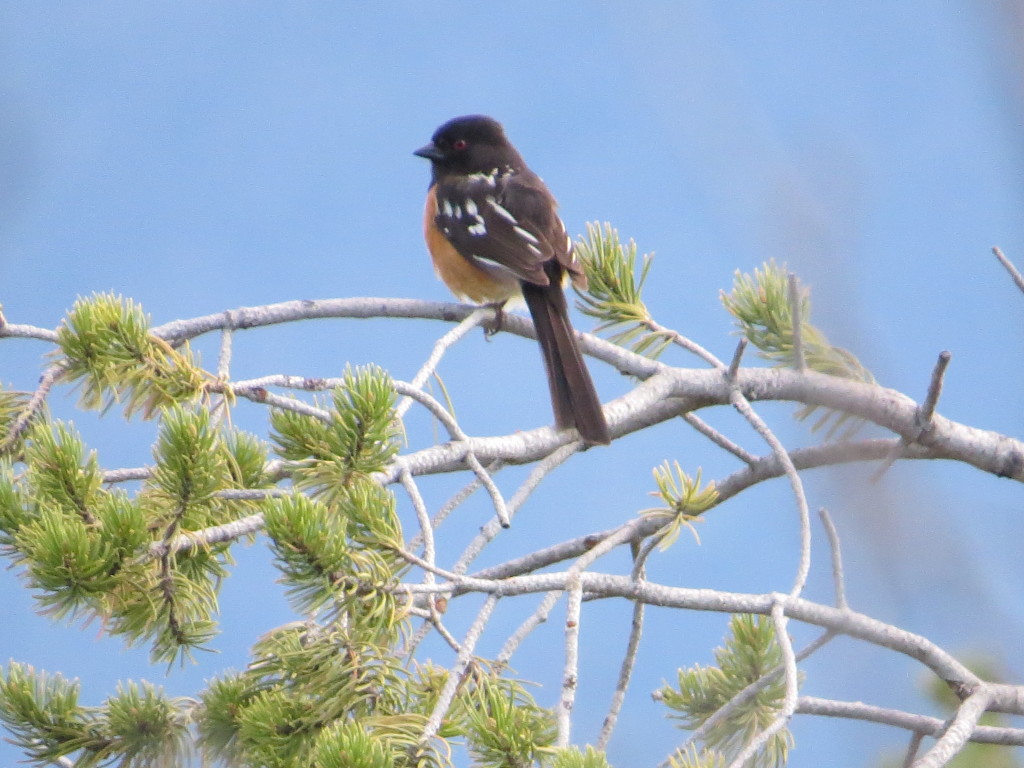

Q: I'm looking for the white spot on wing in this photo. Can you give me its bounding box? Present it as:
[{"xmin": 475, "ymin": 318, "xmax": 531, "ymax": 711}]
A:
[
  {"xmin": 473, "ymin": 256, "xmax": 520, "ymax": 276},
  {"xmin": 467, "ymin": 171, "xmax": 498, "ymax": 187},
  {"xmin": 442, "ymin": 199, "xmax": 453, "ymax": 218},
  {"xmin": 514, "ymin": 226, "xmax": 540, "ymax": 245},
  {"xmin": 486, "ymin": 196, "xmax": 517, "ymax": 224},
  {"xmin": 527, "ymin": 243, "xmax": 542, "ymax": 256},
  {"xmin": 457, "ymin": 196, "xmax": 485, "ymax": 236}
]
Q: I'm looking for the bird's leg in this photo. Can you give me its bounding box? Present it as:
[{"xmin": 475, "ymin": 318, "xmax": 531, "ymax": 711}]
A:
[{"xmin": 483, "ymin": 300, "xmax": 508, "ymax": 338}]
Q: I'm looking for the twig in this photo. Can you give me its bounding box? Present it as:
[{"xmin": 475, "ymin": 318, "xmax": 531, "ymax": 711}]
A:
[
  {"xmin": 683, "ymin": 413, "xmax": 757, "ymax": 465},
  {"xmin": 818, "ymin": 508, "xmax": 848, "ymax": 610},
  {"xmin": 726, "ymin": 600, "xmax": 798, "ymax": 768},
  {"xmin": 797, "ymin": 695, "xmax": 1024, "ymax": 745},
  {"xmin": 451, "ymin": 443, "xmax": 579, "ymax": 576},
  {"xmin": 596, "ymin": 546, "xmax": 653, "ymax": 750},
  {"xmin": 873, "ymin": 350, "xmax": 951, "ymax": 481},
  {"xmin": 216, "ymin": 316, "xmax": 235, "ymax": 379},
  {"xmin": 400, "ymin": 574, "xmax": 1006, "ymax": 710},
  {"xmin": 392, "ymin": 381, "xmax": 465, "ymax": 438},
  {"xmin": 230, "ymin": 384, "xmax": 331, "ymax": 420},
  {"xmin": 143, "ymin": 513, "xmax": 267, "ymax": 561},
  {"xmin": 461, "ymin": 439, "xmax": 915, "ymax": 588},
  {"xmin": 406, "ymin": 383, "xmax": 513, "ymax": 527},
  {"xmin": 681, "ymin": 629, "xmax": 834, "ymax": 754},
  {"xmin": 788, "ymin": 273, "xmax": 806, "ymax": 372},
  {"xmin": 464, "ymin": 451, "xmax": 510, "ymax": 528},
  {"xmin": 397, "ymin": 307, "xmax": 490, "ymax": 420},
  {"xmin": 902, "ymin": 732, "xmax": 924, "ymax": 768},
  {"xmin": 912, "ymin": 687, "xmax": 993, "ymax": 768},
  {"xmin": 992, "ymin": 246, "xmax": 1024, "ymax": 295},
  {"xmin": 429, "ymin": 615, "xmax": 463, "ymax": 654},
  {"xmin": 399, "ymin": 467, "xmax": 455, "ymax": 655},
  {"xmin": 496, "ymin": 518, "xmax": 647, "ymax": 666},
  {"xmin": 420, "ymin": 594, "xmax": 499, "ymax": 744},
  {"xmin": 727, "ymin": 338, "xmax": 747, "ymax": 380},
  {"xmin": 557, "ymin": 577, "xmax": 583, "ymax": 747},
  {"xmin": 495, "ymin": 589, "xmax": 562, "ymax": 666},
  {"xmin": 407, "ymin": 461, "xmax": 504, "ymax": 552},
  {"xmin": 1, "ymin": 363, "xmax": 63, "ymax": 454},
  {"xmin": 102, "ymin": 466, "xmax": 154, "ymax": 484},
  {"xmin": 729, "ymin": 392, "xmax": 811, "ymax": 597},
  {"xmin": 0, "ymin": 320, "xmax": 60, "ymax": 343},
  {"xmin": 919, "ymin": 350, "xmax": 951, "ymax": 428},
  {"xmin": 400, "ymin": 469, "xmax": 436, "ymax": 578},
  {"xmin": 644, "ymin": 317, "xmax": 725, "ymax": 369}
]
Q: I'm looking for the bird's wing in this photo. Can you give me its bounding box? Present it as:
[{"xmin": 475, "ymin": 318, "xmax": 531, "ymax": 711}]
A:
[{"xmin": 433, "ymin": 170, "xmax": 581, "ymax": 288}]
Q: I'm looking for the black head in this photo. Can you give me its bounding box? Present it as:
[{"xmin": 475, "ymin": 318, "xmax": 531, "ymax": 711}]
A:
[{"xmin": 414, "ymin": 115, "xmax": 522, "ymax": 176}]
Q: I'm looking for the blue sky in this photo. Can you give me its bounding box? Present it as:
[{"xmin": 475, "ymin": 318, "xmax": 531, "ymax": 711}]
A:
[{"xmin": 2, "ymin": 3, "xmax": 1023, "ymax": 766}]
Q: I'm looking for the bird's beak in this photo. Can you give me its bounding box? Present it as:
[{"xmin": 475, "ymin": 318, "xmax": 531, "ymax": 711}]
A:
[{"xmin": 414, "ymin": 142, "xmax": 444, "ymax": 161}]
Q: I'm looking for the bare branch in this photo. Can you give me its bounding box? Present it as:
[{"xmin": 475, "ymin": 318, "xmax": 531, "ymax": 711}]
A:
[
  {"xmin": 420, "ymin": 594, "xmax": 499, "ymax": 744},
  {"xmin": 397, "ymin": 307, "xmax": 490, "ymax": 420},
  {"xmin": 683, "ymin": 412, "xmax": 757, "ymax": 464},
  {"xmin": 727, "ymin": 338, "xmax": 747, "ymax": 380},
  {"xmin": 0, "ymin": 320, "xmax": 60, "ymax": 343},
  {"xmin": 903, "ymin": 732, "xmax": 924, "ymax": 768},
  {"xmin": 727, "ymin": 600, "xmax": 798, "ymax": 768},
  {"xmin": 495, "ymin": 589, "xmax": 562, "ymax": 666},
  {"xmin": 728, "ymin": 392, "xmax": 811, "ymax": 597},
  {"xmin": 558, "ymin": 577, "xmax": 583, "ymax": 747},
  {"xmin": 644, "ymin": 317, "xmax": 725, "ymax": 369},
  {"xmin": 400, "ymin": 574, "xmax": 1021, "ymax": 711},
  {"xmin": 596, "ymin": 567, "xmax": 646, "ymax": 750},
  {"xmin": 798, "ymin": 696, "xmax": 1024, "ymax": 745},
  {"xmin": 1, "ymin": 363, "xmax": 64, "ymax": 454},
  {"xmin": 147, "ymin": 297, "xmax": 660, "ymax": 379},
  {"xmin": 400, "ymin": 469, "xmax": 436, "ymax": 578},
  {"xmin": 818, "ymin": 508, "xmax": 848, "ymax": 610},
  {"xmin": 913, "ymin": 687, "xmax": 993, "ymax": 768},
  {"xmin": 463, "ymin": 451, "xmax": 510, "ymax": 528},
  {"xmin": 451, "ymin": 443, "xmax": 579, "ymax": 577},
  {"xmin": 919, "ymin": 350, "xmax": 952, "ymax": 428},
  {"xmin": 992, "ymin": 246, "xmax": 1024, "ymax": 295},
  {"xmin": 682, "ymin": 630, "xmax": 835, "ymax": 754},
  {"xmin": 377, "ymin": 366, "xmax": 1024, "ymax": 484},
  {"xmin": 216, "ymin": 323, "xmax": 234, "ymax": 380},
  {"xmin": 874, "ymin": 350, "xmax": 952, "ymax": 480}
]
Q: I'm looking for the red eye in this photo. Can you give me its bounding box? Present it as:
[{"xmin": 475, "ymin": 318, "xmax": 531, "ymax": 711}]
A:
[{"xmin": 453, "ymin": 139, "xmax": 468, "ymax": 151}]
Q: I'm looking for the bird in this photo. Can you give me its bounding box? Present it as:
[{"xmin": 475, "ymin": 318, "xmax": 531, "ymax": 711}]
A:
[{"xmin": 414, "ymin": 115, "xmax": 610, "ymax": 445}]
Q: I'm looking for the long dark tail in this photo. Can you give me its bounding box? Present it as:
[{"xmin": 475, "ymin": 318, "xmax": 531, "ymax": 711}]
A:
[{"xmin": 521, "ymin": 280, "xmax": 610, "ymax": 445}]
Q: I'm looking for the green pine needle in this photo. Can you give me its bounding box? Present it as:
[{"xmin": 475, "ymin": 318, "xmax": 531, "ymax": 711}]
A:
[
  {"xmin": 668, "ymin": 744, "xmax": 728, "ymax": 768},
  {"xmin": 56, "ymin": 293, "xmax": 206, "ymax": 418},
  {"xmin": 549, "ymin": 745, "xmax": 613, "ymax": 768},
  {"xmin": 574, "ymin": 222, "xmax": 673, "ymax": 360},
  {"xmin": 463, "ymin": 681, "xmax": 557, "ymax": 768},
  {"xmin": 641, "ymin": 461, "xmax": 719, "ymax": 549},
  {"xmin": 0, "ymin": 385, "xmax": 41, "ymax": 459},
  {"xmin": 721, "ymin": 262, "xmax": 875, "ymax": 437},
  {"xmin": 659, "ymin": 615, "xmax": 794, "ymax": 768},
  {"xmin": 270, "ymin": 365, "xmax": 399, "ymax": 502},
  {"xmin": 0, "ymin": 662, "xmax": 93, "ymax": 765}
]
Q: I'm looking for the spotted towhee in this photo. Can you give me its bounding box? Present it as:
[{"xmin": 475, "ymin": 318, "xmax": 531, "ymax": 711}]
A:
[{"xmin": 415, "ymin": 115, "xmax": 610, "ymax": 445}]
